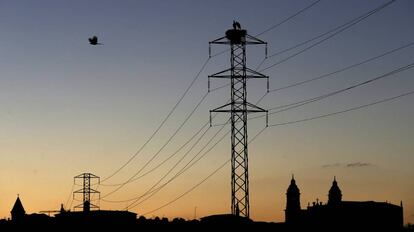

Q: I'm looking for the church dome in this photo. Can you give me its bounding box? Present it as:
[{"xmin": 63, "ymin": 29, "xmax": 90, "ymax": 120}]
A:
[
  {"xmin": 328, "ymin": 177, "xmax": 342, "ymax": 205},
  {"xmin": 287, "ymin": 176, "xmax": 300, "ymax": 195}
]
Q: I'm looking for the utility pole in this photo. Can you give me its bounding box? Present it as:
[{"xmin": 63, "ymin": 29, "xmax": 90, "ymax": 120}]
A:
[
  {"xmin": 73, "ymin": 173, "xmax": 100, "ymax": 212},
  {"xmin": 209, "ymin": 22, "xmax": 268, "ymax": 218}
]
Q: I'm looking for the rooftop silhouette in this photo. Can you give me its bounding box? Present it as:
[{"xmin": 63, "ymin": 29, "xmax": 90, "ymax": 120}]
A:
[
  {"xmin": 285, "ymin": 176, "xmax": 404, "ymax": 231},
  {"xmin": 1, "ymin": 176, "xmax": 411, "ymax": 231}
]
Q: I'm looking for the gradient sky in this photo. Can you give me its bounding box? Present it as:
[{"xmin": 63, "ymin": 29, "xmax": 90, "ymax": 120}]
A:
[{"xmin": 0, "ymin": 0, "xmax": 413, "ymax": 224}]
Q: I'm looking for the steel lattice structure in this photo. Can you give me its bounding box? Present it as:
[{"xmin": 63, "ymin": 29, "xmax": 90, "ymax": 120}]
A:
[
  {"xmin": 209, "ymin": 24, "xmax": 268, "ymax": 218},
  {"xmin": 73, "ymin": 173, "xmax": 100, "ymax": 212}
]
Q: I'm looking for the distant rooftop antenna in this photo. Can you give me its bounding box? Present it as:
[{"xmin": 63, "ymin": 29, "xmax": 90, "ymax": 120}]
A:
[{"xmin": 73, "ymin": 173, "xmax": 100, "ymax": 212}]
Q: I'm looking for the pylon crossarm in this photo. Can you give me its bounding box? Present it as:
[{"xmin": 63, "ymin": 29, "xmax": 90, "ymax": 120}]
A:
[
  {"xmin": 89, "ymin": 203, "xmax": 100, "ymax": 208},
  {"xmin": 209, "ymin": 68, "xmax": 232, "ymax": 78},
  {"xmin": 74, "ymin": 173, "xmax": 98, "ymax": 179},
  {"xmin": 245, "ymin": 34, "xmax": 267, "ymax": 44},
  {"xmin": 233, "ymin": 109, "xmax": 266, "ymax": 113},
  {"xmin": 245, "ymin": 67, "xmax": 268, "ymax": 78},
  {"xmin": 210, "ymin": 68, "xmax": 268, "ymax": 79},
  {"xmin": 209, "ymin": 36, "xmax": 228, "ymax": 44},
  {"xmin": 210, "ymin": 102, "xmax": 233, "ymax": 112},
  {"xmin": 246, "ymin": 102, "xmax": 267, "ymax": 112}
]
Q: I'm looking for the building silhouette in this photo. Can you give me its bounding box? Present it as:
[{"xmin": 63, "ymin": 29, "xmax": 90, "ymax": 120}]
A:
[
  {"xmin": 285, "ymin": 176, "xmax": 404, "ymax": 230},
  {"xmin": 328, "ymin": 176, "xmax": 342, "ymax": 205},
  {"xmin": 9, "ymin": 196, "xmax": 52, "ymax": 226},
  {"xmin": 0, "ymin": 178, "xmax": 409, "ymax": 231},
  {"xmin": 55, "ymin": 199, "xmax": 136, "ymax": 227},
  {"xmin": 285, "ymin": 175, "xmax": 301, "ymax": 224},
  {"xmin": 10, "ymin": 196, "xmax": 25, "ymax": 222}
]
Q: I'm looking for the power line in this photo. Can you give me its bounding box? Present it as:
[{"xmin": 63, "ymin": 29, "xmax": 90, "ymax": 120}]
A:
[
  {"xmin": 139, "ymin": 126, "xmax": 267, "ymax": 216},
  {"xmin": 268, "ymin": 41, "xmax": 414, "ymax": 93},
  {"xmin": 227, "ymin": 61, "xmax": 414, "ymax": 123},
  {"xmin": 210, "ymin": 82, "xmax": 230, "ymax": 92},
  {"xmin": 253, "ymin": 61, "xmax": 414, "ymax": 120},
  {"xmin": 255, "ymin": 0, "xmax": 323, "ymax": 37},
  {"xmin": 101, "ymin": 98, "xmax": 230, "ymax": 201},
  {"xmin": 101, "ymin": 103, "xmax": 233, "ymax": 198},
  {"xmin": 102, "ymin": 91, "xmax": 210, "ymax": 198},
  {"xmin": 101, "ymin": 102, "xmax": 231, "ymax": 189},
  {"xmin": 255, "ymin": 0, "xmax": 398, "ymax": 70},
  {"xmin": 125, "ymin": 121, "xmax": 230, "ymax": 210},
  {"xmin": 101, "ymin": 125, "xmax": 212, "ymax": 202},
  {"xmin": 268, "ymin": 90, "xmax": 414, "ymax": 127},
  {"xmin": 102, "ymin": 99, "xmax": 229, "ymax": 203},
  {"xmin": 141, "ymin": 159, "xmax": 230, "ymax": 216},
  {"xmin": 253, "ymin": 0, "xmax": 399, "ymax": 104},
  {"xmin": 64, "ymin": 183, "xmax": 75, "ymax": 210},
  {"xmin": 100, "ymin": 122, "xmax": 211, "ymax": 188},
  {"xmin": 259, "ymin": 0, "xmax": 396, "ymax": 72},
  {"xmin": 101, "ymin": 57, "xmax": 211, "ymax": 183},
  {"xmin": 254, "ymin": 42, "xmax": 413, "ymax": 105},
  {"xmin": 129, "ymin": 124, "xmax": 264, "ymax": 210}
]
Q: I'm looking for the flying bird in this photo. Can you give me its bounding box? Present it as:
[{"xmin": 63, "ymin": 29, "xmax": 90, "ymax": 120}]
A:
[{"xmin": 88, "ymin": 36, "xmax": 103, "ymax": 45}]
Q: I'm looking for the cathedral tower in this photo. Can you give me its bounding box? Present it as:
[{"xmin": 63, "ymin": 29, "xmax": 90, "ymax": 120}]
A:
[
  {"xmin": 285, "ymin": 175, "xmax": 301, "ymax": 223},
  {"xmin": 328, "ymin": 176, "xmax": 342, "ymax": 205}
]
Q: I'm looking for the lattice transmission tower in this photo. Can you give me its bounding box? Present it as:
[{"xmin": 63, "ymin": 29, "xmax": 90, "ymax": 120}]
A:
[
  {"xmin": 209, "ymin": 22, "xmax": 268, "ymax": 218},
  {"xmin": 73, "ymin": 173, "xmax": 100, "ymax": 212}
]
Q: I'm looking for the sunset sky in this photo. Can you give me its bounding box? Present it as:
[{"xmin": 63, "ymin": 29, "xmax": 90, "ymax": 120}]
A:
[{"xmin": 0, "ymin": 0, "xmax": 413, "ymax": 224}]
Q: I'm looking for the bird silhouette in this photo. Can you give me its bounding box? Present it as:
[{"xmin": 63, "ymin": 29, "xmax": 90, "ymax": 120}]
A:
[
  {"xmin": 233, "ymin": 21, "xmax": 241, "ymax": 30},
  {"xmin": 88, "ymin": 36, "xmax": 103, "ymax": 45}
]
